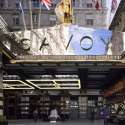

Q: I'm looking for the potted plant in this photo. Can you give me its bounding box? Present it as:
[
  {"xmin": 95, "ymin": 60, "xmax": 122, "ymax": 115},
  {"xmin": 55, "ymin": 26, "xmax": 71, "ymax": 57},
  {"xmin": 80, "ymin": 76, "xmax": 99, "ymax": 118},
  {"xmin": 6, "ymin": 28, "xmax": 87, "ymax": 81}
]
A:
[
  {"xmin": 0, "ymin": 116, "xmax": 8, "ymax": 125},
  {"xmin": 58, "ymin": 90, "xmax": 71, "ymax": 119}
]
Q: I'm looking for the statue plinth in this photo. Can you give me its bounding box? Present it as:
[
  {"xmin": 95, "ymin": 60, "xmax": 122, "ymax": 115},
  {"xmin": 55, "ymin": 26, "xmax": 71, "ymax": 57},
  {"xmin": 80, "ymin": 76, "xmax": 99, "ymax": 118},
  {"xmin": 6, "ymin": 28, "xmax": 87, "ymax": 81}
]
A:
[{"xmin": 60, "ymin": 23, "xmax": 71, "ymax": 25}]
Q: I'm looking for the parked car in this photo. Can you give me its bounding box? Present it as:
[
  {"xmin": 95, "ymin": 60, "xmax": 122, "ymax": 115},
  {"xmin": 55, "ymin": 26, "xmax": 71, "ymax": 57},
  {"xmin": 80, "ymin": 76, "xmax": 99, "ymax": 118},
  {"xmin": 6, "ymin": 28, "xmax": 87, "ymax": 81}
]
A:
[
  {"xmin": 117, "ymin": 111, "xmax": 125, "ymax": 124},
  {"xmin": 106, "ymin": 113, "xmax": 117, "ymax": 123},
  {"xmin": 106, "ymin": 110, "xmax": 125, "ymax": 124}
]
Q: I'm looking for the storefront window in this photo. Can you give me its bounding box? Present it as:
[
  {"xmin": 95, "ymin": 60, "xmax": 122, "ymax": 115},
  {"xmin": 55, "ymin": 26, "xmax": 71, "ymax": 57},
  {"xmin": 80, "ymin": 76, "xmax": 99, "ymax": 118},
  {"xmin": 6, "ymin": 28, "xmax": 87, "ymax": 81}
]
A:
[
  {"xmin": 30, "ymin": 100, "xmax": 36, "ymax": 105},
  {"xmin": 30, "ymin": 100, "xmax": 40, "ymax": 105}
]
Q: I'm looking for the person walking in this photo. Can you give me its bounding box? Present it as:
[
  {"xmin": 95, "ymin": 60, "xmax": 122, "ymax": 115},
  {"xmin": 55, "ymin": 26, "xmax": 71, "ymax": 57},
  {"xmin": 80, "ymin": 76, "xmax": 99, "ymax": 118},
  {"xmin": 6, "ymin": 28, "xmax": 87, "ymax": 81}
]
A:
[
  {"xmin": 90, "ymin": 109, "xmax": 95, "ymax": 121},
  {"xmin": 33, "ymin": 109, "xmax": 38, "ymax": 122},
  {"xmin": 103, "ymin": 108, "xmax": 108, "ymax": 118},
  {"xmin": 103, "ymin": 109, "xmax": 108, "ymax": 125}
]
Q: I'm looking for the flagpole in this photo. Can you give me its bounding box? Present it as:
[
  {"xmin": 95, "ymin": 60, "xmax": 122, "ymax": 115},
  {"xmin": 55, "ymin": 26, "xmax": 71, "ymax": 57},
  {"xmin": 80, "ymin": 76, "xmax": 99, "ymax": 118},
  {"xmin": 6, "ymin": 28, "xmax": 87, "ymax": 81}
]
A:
[
  {"xmin": 22, "ymin": 14, "xmax": 27, "ymax": 30},
  {"xmin": 108, "ymin": 12, "xmax": 111, "ymax": 29},
  {"xmin": 29, "ymin": 0, "xmax": 33, "ymax": 30},
  {"xmin": 92, "ymin": 1, "xmax": 96, "ymax": 28},
  {"xmin": 101, "ymin": 11, "xmax": 103, "ymax": 29},
  {"xmin": 38, "ymin": 0, "xmax": 42, "ymax": 29},
  {"xmin": 101, "ymin": 0, "xmax": 103, "ymax": 29}
]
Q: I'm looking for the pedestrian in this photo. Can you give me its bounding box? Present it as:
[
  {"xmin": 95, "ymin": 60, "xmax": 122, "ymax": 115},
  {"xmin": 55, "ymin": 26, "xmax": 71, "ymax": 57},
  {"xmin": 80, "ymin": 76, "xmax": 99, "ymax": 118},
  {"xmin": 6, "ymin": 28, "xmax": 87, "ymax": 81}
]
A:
[
  {"xmin": 103, "ymin": 109, "xmax": 108, "ymax": 125},
  {"xmin": 90, "ymin": 109, "xmax": 95, "ymax": 121},
  {"xmin": 103, "ymin": 108, "xmax": 108, "ymax": 118},
  {"xmin": 33, "ymin": 109, "xmax": 38, "ymax": 122}
]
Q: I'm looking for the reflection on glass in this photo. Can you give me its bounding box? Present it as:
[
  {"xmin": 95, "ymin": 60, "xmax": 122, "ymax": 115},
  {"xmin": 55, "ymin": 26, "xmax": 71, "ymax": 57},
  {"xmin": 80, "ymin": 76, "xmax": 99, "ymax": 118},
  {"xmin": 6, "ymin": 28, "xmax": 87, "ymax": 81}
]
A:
[{"xmin": 51, "ymin": 100, "xmax": 56, "ymax": 105}]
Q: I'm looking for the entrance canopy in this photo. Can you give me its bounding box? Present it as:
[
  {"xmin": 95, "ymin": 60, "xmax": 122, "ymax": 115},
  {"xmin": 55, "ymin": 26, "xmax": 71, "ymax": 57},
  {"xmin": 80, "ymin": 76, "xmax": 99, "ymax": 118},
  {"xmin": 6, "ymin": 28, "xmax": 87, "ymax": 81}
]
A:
[
  {"xmin": 1, "ymin": 25, "xmax": 125, "ymax": 91},
  {"xmin": 3, "ymin": 55, "xmax": 125, "ymax": 90}
]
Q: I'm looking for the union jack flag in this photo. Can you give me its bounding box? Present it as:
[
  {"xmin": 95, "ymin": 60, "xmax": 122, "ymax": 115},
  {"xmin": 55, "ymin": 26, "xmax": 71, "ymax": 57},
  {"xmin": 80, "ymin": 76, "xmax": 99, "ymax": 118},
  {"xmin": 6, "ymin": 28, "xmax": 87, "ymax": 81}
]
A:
[
  {"xmin": 42, "ymin": 0, "xmax": 52, "ymax": 10},
  {"xmin": 111, "ymin": 0, "xmax": 117, "ymax": 14}
]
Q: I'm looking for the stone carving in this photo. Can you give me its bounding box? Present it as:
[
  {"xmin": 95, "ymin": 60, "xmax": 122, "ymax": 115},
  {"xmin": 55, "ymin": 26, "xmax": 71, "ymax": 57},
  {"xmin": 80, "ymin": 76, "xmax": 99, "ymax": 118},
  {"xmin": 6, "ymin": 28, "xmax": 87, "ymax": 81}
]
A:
[{"xmin": 108, "ymin": 31, "xmax": 124, "ymax": 55}]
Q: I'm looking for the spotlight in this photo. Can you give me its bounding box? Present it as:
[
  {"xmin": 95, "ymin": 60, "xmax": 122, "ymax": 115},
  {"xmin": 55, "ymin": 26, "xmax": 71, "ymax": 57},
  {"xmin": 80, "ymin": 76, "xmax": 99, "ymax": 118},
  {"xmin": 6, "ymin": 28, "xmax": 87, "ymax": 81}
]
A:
[{"xmin": 31, "ymin": 90, "xmax": 34, "ymax": 93}]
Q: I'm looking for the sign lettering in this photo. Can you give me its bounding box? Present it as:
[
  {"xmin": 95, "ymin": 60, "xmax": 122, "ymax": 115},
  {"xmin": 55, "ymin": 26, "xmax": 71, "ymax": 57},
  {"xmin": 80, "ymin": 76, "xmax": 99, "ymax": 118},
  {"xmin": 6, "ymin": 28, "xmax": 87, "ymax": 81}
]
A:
[
  {"xmin": 80, "ymin": 36, "xmax": 93, "ymax": 51},
  {"xmin": 21, "ymin": 38, "xmax": 30, "ymax": 51},
  {"xmin": 39, "ymin": 38, "xmax": 50, "ymax": 51},
  {"xmin": 21, "ymin": 35, "xmax": 111, "ymax": 52}
]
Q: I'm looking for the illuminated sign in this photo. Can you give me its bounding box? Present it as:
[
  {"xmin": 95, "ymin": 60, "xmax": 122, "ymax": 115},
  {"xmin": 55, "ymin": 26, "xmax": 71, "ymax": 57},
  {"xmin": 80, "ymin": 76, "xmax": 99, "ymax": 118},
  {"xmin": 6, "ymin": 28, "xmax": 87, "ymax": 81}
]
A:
[{"xmin": 104, "ymin": 79, "xmax": 125, "ymax": 97}]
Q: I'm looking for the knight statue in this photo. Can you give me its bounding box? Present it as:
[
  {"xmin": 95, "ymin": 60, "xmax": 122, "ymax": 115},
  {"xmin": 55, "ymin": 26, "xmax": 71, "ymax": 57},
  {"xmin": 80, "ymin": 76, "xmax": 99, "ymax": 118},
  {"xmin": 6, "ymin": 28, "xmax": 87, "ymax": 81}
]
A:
[{"xmin": 55, "ymin": 0, "xmax": 74, "ymax": 25}]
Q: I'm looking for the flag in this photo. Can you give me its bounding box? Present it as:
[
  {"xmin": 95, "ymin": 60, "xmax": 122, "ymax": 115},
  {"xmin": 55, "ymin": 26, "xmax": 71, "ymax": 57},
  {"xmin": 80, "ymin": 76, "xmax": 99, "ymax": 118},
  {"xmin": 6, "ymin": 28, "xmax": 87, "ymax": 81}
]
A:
[
  {"xmin": 42, "ymin": 0, "xmax": 52, "ymax": 10},
  {"xmin": 19, "ymin": 0, "xmax": 24, "ymax": 15},
  {"xmin": 95, "ymin": 1, "xmax": 99, "ymax": 10},
  {"xmin": 111, "ymin": 0, "xmax": 117, "ymax": 14},
  {"xmin": 92, "ymin": 0, "xmax": 100, "ymax": 10}
]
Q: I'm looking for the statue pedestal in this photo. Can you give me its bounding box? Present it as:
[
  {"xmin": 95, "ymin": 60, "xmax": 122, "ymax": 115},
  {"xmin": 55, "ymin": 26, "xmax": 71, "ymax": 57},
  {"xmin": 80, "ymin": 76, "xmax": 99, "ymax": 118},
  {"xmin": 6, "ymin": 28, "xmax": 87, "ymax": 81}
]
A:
[
  {"xmin": 50, "ymin": 118, "xmax": 56, "ymax": 123},
  {"xmin": 60, "ymin": 23, "xmax": 71, "ymax": 25}
]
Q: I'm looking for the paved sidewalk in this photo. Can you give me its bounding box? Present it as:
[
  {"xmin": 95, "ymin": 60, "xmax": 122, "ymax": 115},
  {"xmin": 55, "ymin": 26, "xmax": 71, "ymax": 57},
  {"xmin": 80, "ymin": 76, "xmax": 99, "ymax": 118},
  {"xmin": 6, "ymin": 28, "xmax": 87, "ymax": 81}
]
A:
[{"xmin": 8, "ymin": 119, "xmax": 116, "ymax": 125}]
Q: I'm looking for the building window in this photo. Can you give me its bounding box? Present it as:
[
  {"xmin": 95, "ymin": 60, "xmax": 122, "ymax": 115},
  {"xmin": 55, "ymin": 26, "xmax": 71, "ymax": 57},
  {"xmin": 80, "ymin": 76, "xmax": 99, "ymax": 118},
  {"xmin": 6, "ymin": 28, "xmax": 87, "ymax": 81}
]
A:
[
  {"xmin": 87, "ymin": 19, "xmax": 93, "ymax": 25},
  {"xmin": 33, "ymin": 0, "xmax": 39, "ymax": 8},
  {"xmin": 87, "ymin": 3, "xmax": 92, "ymax": 8},
  {"xmin": 49, "ymin": 15, "xmax": 56, "ymax": 26},
  {"xmin": 15, "ymin": 3, "xmax": 19, "ymax": 8},
  {"xmin": 73, "ymin": 0, "xmax": 75, "ymax": 7},
  {"xmin": 33, "ymin": 14, "xmax": 38, "ymax": 24},
  {"xmin": 0, "ymin": 0, "xmax": 4, "ymax": 8},
  {"xmin": 13, "ymin": 15, "xmax": 19, "ymax": 25},
  {"xmin": 51, "ymin": 3, "xmax": 57, "ymax": 8},
  {"xmin": 50, "ymin": 19, "xmax": 56, "ymax": 26}
]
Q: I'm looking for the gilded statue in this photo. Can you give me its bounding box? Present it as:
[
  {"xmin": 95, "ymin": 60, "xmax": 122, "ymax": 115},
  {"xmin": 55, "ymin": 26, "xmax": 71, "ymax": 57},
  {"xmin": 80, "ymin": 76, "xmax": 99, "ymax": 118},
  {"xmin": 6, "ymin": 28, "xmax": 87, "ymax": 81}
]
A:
[{"xmin": 55, "ymin": 0, "xmax": 74, "ymax": 25}]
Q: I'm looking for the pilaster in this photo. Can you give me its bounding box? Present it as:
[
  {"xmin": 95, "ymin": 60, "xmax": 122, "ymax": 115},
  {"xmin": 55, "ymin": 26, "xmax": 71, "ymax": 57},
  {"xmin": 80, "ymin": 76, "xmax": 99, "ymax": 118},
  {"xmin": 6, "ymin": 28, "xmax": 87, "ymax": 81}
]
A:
[
  {"xmin": 5, "ymin": 0, "xmax": 8, "ymax": 8},
  {"xmin": 0, "ymin": 46, "xmax": 3, "ymax": 116}
]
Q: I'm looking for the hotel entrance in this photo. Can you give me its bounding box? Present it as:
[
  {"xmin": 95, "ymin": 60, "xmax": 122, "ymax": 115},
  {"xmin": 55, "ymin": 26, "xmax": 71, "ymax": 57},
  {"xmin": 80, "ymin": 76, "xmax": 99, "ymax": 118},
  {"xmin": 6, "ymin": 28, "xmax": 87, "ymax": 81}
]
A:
[{"xmin": 3, "ymin": 54, "xmax": 125, "ymax": 120}]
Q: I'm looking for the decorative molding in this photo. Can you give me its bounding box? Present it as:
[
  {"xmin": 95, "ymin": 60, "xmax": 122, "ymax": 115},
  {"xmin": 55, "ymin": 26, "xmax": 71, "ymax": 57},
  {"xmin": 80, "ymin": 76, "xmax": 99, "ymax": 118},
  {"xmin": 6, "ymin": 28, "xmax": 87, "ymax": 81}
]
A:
[
  {"xmin": 0, "ymin": 89, "xmax": 3, "ymax": 94},
  {"xmin": 0, "ymin": 8, "xmax": 108, "ymax": 15},
  {"xmin": 0, "ymin": 97, "xmax": 3, "ymax": 101}
]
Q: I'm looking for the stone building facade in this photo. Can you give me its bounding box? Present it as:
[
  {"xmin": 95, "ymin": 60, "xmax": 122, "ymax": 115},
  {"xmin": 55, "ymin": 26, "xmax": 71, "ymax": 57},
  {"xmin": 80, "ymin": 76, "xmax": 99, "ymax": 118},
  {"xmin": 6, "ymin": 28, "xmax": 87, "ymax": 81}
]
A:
[
  {"xmin": 107, "ymin": 0, "xmax": 125, "ymax": 55},
  {"xmin": 109, "ymin": 0, "xmax": 125, "ymax": 32},
  {"xmin": 0, "ymin": 46, "xmax": 3, "ymax": 116},
  {"xmin": 0, "ymin": 0, "xmax": 107, "ymax": 31}
]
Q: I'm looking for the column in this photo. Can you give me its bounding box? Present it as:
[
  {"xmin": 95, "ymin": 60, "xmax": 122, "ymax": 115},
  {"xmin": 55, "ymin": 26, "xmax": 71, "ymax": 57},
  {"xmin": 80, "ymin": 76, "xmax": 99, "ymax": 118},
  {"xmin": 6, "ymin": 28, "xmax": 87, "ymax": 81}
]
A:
[
  {"xmin": 0, "ymin": 46, "xmax": 3, "ymax": 116},
  {"xmin": 5, "ymin": 0, "xmax": 8, "ymax": 8},
  {"xmin": 122, "ymin": 11, "xmax": 125, "ymax": 31},
  {"xmin": 23, "ymin": 0, "xmax": 27, "ymax": 8}
]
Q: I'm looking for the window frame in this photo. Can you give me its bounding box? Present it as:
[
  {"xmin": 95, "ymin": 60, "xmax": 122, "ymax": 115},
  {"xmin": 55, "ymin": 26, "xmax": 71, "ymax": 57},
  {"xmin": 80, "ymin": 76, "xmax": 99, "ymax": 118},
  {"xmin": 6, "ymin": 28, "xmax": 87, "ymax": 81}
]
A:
[
  {"xmin": 13, "ymin": 15, "xmax": 19, "ymax": 25},
  {"xmin": 87, "ymin": 18, "xmax": 93, "ymax": 26},
  {"xmin": 87, "ymin": 3, "xmax": 92, "ymax": 8},
  {"xmin": 32, "ymin": 14, "xmax": 38, "ymax": 24},
  {"xmin": 33, "ymin": 0, "xmax": 39, "ymax": 8},
  {"xmin": 15, "ymin": 3, "xmax": 19, "ymax": 8},
  {"xmin": 49, "ymin": 16, "xmax": 56, "ymax": 26},
  {"xmin": 51, "ymin": 3, "xmax": 57, "ymax": 8},
  {"xmin": 0, "ymin": 0, "xmax": 4, "ymax": 8},
  {"xmin": 73, "ymin": 0, "xmax": 75, "ymax": 7},
  {"xmin": 50, "ymin": 20, "xmax": 56, "ymax": 26}
]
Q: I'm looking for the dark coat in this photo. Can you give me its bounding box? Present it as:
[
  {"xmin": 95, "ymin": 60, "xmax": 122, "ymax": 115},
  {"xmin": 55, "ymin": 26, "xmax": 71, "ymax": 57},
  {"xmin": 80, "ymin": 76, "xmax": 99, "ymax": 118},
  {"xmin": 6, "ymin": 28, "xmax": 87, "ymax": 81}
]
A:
[{"xmin": 90, "ymin": 111, "xmax": 94, "ymax": 118}]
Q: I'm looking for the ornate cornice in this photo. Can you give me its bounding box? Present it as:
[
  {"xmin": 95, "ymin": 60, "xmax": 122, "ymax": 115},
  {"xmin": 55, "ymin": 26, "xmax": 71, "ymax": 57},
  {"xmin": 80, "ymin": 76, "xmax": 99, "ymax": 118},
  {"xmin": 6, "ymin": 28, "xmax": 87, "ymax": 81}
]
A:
[
  {"xmin": 109, "ymin": 0, "xmax": 125, "ymax": 30},
  {"xmin": 0, "ymin": 8, "xmax": 108, "ymax": 14}
]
